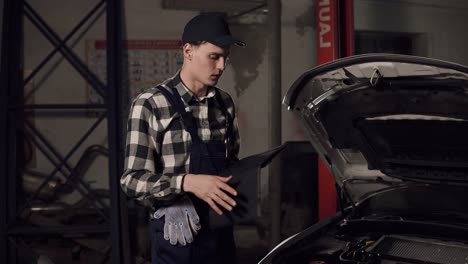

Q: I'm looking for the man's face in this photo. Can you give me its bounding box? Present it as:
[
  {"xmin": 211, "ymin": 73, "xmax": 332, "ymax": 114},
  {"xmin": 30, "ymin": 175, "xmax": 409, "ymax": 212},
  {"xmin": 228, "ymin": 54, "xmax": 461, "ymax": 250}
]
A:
[{"xmin": 187, "ymin": 42, "xmax": 230, "ymax": 86}]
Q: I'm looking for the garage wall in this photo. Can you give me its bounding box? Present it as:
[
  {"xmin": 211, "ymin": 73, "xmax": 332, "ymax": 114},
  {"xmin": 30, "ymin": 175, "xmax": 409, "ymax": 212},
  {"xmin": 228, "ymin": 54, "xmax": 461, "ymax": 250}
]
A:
[
  {"xmin": 280, "ymin": 0, "xmax": 316, "ymax": 142},
  {"xmin": 21, "ymin": 0, "xmax": 468, "ymax": 204},
  {"xmin": 354, "ymin": 0, "xmax": 468, "ymax": 64}
]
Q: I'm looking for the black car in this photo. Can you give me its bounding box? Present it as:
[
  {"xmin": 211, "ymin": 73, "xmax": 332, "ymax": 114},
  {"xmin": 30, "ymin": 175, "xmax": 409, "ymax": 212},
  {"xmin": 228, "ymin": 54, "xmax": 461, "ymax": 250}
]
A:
[{"xmin": 259, "ymin": 54, "xmax": 468, "ymax": 264}]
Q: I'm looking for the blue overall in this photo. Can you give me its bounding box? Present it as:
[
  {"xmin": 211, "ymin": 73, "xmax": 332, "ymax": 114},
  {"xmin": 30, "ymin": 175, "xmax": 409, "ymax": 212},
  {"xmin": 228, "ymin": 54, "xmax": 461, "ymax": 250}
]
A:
[{"xmin": 149, "ymin": 85, "xmax": 236, "ymax": 264}]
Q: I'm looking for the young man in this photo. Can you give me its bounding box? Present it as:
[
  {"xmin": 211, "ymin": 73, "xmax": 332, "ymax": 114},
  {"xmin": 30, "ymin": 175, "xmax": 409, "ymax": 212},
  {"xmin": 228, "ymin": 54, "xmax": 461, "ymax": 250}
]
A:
[{"xmin": 120, "ymin": 14, "xmax": 244, "ymax": 264}]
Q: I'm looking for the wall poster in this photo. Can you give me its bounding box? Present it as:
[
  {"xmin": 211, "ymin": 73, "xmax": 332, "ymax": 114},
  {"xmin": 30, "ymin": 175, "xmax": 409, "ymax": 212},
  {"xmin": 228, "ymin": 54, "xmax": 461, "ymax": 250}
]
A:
[{"xmin": 86, "ymin": 39, "xmax": 183, "ymax": 104}]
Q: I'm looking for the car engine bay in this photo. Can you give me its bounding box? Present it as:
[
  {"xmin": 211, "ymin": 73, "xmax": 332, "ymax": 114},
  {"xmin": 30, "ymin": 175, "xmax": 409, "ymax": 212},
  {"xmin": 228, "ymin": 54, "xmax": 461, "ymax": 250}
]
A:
[{"xmin": 273, "ymin": 225, "xmax": 468, "ymax": 264}]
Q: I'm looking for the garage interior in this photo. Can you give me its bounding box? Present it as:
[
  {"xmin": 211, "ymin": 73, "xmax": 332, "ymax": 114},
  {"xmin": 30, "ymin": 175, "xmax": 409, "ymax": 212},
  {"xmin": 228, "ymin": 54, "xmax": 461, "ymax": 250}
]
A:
[{"xmin": 2, "ymin": 0, "xmax": 468, "ymax": 263}]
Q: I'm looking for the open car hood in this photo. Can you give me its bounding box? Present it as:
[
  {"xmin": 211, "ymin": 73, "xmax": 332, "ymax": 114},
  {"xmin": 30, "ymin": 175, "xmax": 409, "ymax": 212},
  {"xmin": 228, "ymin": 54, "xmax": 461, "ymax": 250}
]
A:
[{"xmin": 284, "ymin": 54, "xmax": 468, "ymax": 203}]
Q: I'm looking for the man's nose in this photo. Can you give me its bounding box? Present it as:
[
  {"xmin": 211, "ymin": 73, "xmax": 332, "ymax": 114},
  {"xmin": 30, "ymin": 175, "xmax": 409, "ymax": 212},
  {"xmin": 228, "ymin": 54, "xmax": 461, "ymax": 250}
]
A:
[{"xmin": 216, "ymin": 57, "xmax": 226, "ymax": 71}]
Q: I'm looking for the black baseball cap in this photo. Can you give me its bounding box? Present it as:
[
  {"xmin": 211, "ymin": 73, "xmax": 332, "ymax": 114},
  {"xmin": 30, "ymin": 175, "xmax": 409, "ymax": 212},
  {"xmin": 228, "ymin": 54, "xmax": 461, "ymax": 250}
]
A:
[{"xmin": 182, "ymin": 14, "xmax": 246, "ymax": 48}]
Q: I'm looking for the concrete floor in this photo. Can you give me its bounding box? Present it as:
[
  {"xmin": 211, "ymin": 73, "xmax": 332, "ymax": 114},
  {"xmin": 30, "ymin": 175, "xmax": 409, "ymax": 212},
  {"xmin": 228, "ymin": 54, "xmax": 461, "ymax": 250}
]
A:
[
  {"xmin": 17, "ymin": 224, "xmax": 270, "ymax": 264},
  {"xmin": 234, "ymin": 225, "xmax": 270, "ymax": 264}
]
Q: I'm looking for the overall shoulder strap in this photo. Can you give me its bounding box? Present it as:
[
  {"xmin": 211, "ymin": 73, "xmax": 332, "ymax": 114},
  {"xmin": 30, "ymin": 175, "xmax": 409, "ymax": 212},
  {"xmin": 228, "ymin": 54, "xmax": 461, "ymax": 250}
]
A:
[
  {"xmin": 155, "ymin": 85, "xmax": 200, "ymax": 143},
  {"xmin": 214, "ymin": 89, "xmax": 233, "ymax": 139},
  {"xmin": 155, "ymin": 85, "xmax": 183, "ymax": 113}
]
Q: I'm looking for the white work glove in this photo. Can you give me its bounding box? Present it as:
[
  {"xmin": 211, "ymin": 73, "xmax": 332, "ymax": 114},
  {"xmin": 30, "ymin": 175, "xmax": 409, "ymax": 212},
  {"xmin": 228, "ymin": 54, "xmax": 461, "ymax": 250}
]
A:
[{"xmin": 153, "ymin": 195, "xmax": 201, "ymax": 246}]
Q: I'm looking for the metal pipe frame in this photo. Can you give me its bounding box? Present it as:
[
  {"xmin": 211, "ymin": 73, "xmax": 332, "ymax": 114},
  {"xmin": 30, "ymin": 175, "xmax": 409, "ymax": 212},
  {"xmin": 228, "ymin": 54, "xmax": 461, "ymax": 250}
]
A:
[
  {"xmin": 23, "ymin": 2, "xmax": 107, "ymax": 99},
  {"xmin": 0, "ymin": 14, "xmax": 7, "ymax": 264},
  {"xmin": 1, "ymin": 0, "xmax": 130, "ymax": 263},
  {"xmin": 23, "ymin": 0, "xmax": 106, "ymax": 87},
  {"xmin": 11, "ymin": 104, "xmax": 108, "ymax": 109},
  {"xmin": 8, "ymin": 225, "xmax": 110, "ymax": 236},
  {"xmin": 20, "ymin": 124, "xmax": 110, "ymax": 222},
  {"xmin": 1, "ymin": 0, "xmax": 23, "ymax": 262},
  {"xmin": 107, "ymin": 1, "xmax": 129, "ymax": 263},
  {"xmin": 20, "ymin": 116, "xmax": 111, "ymax": 219}
]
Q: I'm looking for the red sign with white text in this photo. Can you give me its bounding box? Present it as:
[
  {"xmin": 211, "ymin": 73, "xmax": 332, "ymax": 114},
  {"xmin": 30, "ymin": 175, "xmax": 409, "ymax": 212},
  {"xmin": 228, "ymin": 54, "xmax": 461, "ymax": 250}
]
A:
[
  {"xmin": 94, "ymin": 40, "xmax": 182, "ymax": 50},
  {"xmin": 317, "ymin": 0, "xmax": 338, "ymax": 65},
  {"xmin": 315, "ymin": 0, "xmax": 354, "ymax": 220},
  {"xmin": 316, "ymin": 0, "xmax": 338, "ymax": 220}
]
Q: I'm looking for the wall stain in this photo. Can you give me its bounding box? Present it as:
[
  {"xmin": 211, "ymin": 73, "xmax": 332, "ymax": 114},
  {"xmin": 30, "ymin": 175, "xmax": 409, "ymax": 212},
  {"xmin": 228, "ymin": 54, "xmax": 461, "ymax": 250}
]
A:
[
  {"xmin": 295, "ymin": 3, "xmax": 315, "ymax": 36},
  {"xmin": 230, "ymin": 24, "xmax": 267, "ymax": 97}
]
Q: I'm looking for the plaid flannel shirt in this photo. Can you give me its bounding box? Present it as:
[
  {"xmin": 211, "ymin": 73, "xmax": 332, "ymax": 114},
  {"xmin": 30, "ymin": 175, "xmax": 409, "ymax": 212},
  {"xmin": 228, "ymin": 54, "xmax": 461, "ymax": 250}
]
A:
[{"xmin": 120, "ymin": 73, "xmax": 240, "ymax": 207}]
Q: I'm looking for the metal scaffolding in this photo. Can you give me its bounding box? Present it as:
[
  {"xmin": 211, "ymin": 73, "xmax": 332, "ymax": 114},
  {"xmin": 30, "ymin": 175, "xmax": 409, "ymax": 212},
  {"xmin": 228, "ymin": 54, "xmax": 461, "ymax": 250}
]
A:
[{"xmin": 0, "ymin": 0, "xmax": 129, "ymax": 263}]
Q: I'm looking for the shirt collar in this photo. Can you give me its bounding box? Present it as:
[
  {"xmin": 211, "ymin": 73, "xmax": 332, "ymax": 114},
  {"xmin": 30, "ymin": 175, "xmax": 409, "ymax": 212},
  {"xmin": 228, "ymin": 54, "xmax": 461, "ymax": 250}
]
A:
[{"xmin": 172, "ymin": 72, "xmax": 216, "ymax": 105}]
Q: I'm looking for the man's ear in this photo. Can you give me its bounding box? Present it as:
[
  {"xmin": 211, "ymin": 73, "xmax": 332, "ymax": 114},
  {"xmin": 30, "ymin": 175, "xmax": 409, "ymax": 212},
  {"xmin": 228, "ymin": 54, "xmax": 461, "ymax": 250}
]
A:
[{"xmin": 183, "ymin": 43, "xmax": 193, "ymax": 60}]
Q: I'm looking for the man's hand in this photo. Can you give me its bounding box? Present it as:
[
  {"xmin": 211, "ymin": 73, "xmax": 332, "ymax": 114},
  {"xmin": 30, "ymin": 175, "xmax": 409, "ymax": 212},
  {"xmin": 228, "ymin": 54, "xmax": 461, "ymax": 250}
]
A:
[{"xmin": 183, "ymin": 174, "xmax": 237, "ymax": 215}]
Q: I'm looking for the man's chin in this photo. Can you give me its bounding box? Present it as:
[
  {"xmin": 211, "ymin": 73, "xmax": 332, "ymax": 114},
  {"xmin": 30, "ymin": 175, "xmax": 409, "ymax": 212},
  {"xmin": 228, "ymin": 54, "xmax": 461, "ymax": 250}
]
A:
[{"xmin": 207, "ymin": 79, "xmax": 219, "ymax": 86}]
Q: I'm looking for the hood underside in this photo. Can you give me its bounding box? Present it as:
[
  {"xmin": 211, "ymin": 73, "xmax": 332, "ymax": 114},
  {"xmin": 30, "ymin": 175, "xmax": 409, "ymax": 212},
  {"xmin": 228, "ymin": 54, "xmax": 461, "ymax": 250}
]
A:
[{"xmin": 285, "ymin": 54, "xmax": 468, "ymax": 196}]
